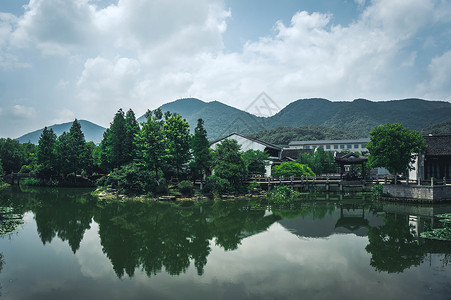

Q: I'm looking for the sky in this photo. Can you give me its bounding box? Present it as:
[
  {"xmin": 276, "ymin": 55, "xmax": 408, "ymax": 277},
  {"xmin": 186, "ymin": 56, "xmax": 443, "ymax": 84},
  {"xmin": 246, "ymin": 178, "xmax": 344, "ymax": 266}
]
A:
[{"xmin": 0, "ymin": 0, "xmax": 450, "ymax": 138}]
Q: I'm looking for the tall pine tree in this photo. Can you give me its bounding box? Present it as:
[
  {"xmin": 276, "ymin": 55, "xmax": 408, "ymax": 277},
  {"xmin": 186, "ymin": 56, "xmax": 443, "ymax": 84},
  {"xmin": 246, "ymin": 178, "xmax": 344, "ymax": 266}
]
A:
[
  {"xmin": 164, "ymin": 113, "xmax": 190, "ymax": 177},
  {"xmin": 190, "ymin": 119, "xmax": 211, "ymax": 182},
  {"xmin": 36, "ymin": 127, "xmax": 57, "ymax": 179}
]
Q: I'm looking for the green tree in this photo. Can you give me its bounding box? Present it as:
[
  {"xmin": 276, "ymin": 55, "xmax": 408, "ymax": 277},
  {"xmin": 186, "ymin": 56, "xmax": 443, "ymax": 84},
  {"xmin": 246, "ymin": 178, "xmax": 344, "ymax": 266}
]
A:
[
  {"xmin": 272, "ymin": 162, "xmax": 315, "ymax": 177},
  {"xmin": 241, "ymin": 149, "xmax": 269, "ymax": 175},
  {"xmin": 36, "ymin": 127, "xmax": 57, "ymax": 179},
  {"xmin": 68, "ymin": 119, "xmax": 88, "ymax": 176},
  {"xmin": 366, "ymin": 123, "xmax": 426, "ymax": 182},
  {"xmin": 213, "ymin": 139, "xmax": 246, "ymax": 191},
  {"xmin": 0, "ymin": 138, "xmax": 27, "ymax": 174},
  {"xmin": 55, "ymin": 132, "xmax": 72, "ymax": 177},
  {"xmin": 136, "ymin": 109, "xmax": 166, "ymax": 179},
  {"xmin": 100, "ymin": 109, "xmax": 127, "ymax": 171},
  {"xmin": 190, "ymin": 119, "xmax": 211, "ymax": 182},
  {"xmin": 163, "ymin": 114, "xmax": 191, "ymax": 177},
  {"xmin": 124, "ymin": 109, "xmax": 140, "ymax": 163},
  {"xmin": 0, "ymin": 158, "xmax": 4, "ymax": 177}
]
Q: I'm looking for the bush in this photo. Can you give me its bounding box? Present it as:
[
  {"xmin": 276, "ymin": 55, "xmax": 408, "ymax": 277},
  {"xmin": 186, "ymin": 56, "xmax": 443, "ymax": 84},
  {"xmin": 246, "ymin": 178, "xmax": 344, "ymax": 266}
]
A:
[
  {"xmin": 272, "ymin": 162, "xmax": 315, "ymax": 178},
  {"xmin": 204, "ymin": 175, "xmax": 231, "ymax": 196},
  {"xmin": 103, "ymin": 163, "xmax": 158, "ymax": 195},
  {"xmin": 19, "ymin": 165, "xmax": 32, "ymax": 173},
  {"xmin": 371, "ymin": 184, "xmax": 383, "ymax": 197},
  {"xmin": 178, "ymin": 180, "xmax": 194, "ymax": 196},
  {"xmin": 247, "ymin": 181, "xmax": 261, "ymax": 191}
]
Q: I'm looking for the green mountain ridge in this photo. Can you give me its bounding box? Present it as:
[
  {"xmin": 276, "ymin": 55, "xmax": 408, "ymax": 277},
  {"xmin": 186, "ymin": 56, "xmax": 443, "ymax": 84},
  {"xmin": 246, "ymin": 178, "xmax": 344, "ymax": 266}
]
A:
[
  {"xmin": 17, "ymin": 97, "xmax": 451, "ymax": 144},
  {"xmin": 16, "ymin": 120, "xmax": 106, "ymax": 145}
]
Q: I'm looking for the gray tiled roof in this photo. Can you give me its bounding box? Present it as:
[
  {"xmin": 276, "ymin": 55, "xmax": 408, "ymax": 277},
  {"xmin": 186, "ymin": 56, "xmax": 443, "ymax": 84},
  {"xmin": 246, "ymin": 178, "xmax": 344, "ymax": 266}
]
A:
[{"xmin": 424, "ymin": 135, "xmax": 451, "ymax": 156}]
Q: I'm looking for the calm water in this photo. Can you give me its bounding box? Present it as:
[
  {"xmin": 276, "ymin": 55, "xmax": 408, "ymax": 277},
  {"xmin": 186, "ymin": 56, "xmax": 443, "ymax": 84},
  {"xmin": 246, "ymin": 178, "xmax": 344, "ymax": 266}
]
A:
[{"xmin": 0, "ymin": 187, "xmax": 450, "ymax": 300}]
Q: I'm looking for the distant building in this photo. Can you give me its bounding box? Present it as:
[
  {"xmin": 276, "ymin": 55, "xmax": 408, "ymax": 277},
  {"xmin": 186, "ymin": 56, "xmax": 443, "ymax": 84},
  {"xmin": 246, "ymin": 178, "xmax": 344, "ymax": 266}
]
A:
[
  {"xmin": 210, "ymin": 132, "xmax": 282, "ymax": 177},
  {"xmin": 288, "ymin": 138, "xmax": 370, "ymax": 153}
]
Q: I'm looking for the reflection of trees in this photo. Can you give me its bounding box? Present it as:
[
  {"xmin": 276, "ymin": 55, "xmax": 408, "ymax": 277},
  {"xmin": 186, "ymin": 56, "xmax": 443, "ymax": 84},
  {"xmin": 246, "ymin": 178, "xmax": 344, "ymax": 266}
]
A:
[
  {"xmin": 94, "ymin": 200, "xmax": 280, "ymax": 278},
  {"xmin": 0, "ymin": 253, "xmax": 3, "ymax": 297},
  {"xmin": 365, "ymin": 213, "xmax": 426, "ymax": 273},
  {"xmin": 272, "ymin": 202, "xmax": 336, "ymax": 220}
]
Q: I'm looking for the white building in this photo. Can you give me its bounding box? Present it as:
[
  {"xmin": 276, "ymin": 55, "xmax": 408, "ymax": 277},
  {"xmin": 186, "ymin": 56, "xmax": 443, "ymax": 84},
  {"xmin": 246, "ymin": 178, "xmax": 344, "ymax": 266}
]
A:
[
  {"xmin": 288, "ymin": 138, "xmax": 370, "ymax": 153},
  {"xmin": 210, "ymin": 133, "xmax": 282, "ymax": 177}
]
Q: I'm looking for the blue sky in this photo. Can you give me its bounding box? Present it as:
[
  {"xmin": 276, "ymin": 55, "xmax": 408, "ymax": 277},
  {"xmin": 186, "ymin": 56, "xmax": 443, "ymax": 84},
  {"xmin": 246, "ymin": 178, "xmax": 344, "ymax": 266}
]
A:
[{"xmin": 0, "ymin": 0, "xmax": 450, "ymax": 138}]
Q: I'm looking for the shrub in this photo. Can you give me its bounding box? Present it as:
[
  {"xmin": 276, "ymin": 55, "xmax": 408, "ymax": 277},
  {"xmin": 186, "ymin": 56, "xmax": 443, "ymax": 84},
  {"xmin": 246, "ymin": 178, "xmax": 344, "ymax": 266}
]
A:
[
  {"xmin": 103, "ymin": 163, "xmax": 158, "ymax": 195},
  {"xmin": 272, "ymin": 162, "xmax": 315, "ymax": 178},
  {"xmin": 247, "ymin": 181, "xmax": 261, "ymax": 191},
  {"xmin": 204, "ymin": 175, "xmax": 231, "ymax": 196},
  {"xmin": 371, "ymin": 184, "xmax": 383, "ymax": 197},
  {"xmin": 178, "ymin": 180, "xmax": 194, "ymax": 196},
  {"xmin": 19, "ymin": 165, "xmax": 32, "ymax": 173}
]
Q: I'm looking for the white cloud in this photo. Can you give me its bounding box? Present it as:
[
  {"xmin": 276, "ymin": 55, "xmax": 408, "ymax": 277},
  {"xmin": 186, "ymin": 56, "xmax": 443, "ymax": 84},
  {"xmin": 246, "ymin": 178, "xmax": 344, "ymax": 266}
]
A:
[
  {"xmin": 12, "ymin": 104, "xmax": 36, "ymax": 117},
  {"xmin": 419, "ymin": 50, "xmax": 451, "ymax": 99}
]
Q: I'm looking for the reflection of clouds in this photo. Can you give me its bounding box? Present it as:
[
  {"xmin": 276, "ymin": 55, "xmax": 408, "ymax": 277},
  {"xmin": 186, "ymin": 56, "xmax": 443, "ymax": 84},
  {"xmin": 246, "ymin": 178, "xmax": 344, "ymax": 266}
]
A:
[{"xmin": 76, "ymin": 221, "xmax": 113, "ymax": 279}]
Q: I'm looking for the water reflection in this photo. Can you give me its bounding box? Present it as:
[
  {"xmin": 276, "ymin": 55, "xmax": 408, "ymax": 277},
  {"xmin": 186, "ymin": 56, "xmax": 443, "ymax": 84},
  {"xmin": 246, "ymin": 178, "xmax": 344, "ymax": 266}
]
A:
[{"xmin": 1, "ymin": 186, "xmax": 451, "ymax": 281}]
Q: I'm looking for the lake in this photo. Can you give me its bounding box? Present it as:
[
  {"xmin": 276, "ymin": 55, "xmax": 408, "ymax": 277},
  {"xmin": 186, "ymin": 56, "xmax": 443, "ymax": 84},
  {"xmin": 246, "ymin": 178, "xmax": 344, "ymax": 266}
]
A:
[{"xmin": 0, "ymin": 187, "xmax": 450, "ymax": 300}]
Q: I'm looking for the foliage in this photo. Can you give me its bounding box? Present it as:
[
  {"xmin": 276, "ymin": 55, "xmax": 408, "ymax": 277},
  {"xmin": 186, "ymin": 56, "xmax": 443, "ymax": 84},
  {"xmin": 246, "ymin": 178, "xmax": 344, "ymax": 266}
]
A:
[
  {"xmin": 178, "ymin": 180, "xmax": 194, "ymax": 196},
  {"xmin": 241, "ymin": 149, "xmax": 269, "ymax": 175},
  {"xmin": 36, "ymin": 127, "xmax": 57, "ymax": 178},
  {"xmin": 266, "ymin": 186, "xmax": 301, "ymax": 203},
  {"xmin": 0, "ymin": 138, "xmax": 27, "ymax": 174},
  {"xmin": 212, "ymin": 139, "xmax": 246, "ymax": 191},
  {"xmin": 297, "ymin": 147, "xmax": 337, "ymax": 174},
  {"xmin": 203, "ymin": 175, "xmax": 231, "ymax": 196},
  {"xmin": 367, "ymin": 123, "xmax": 427, "ymax": 176},
  {"xmin": 422, "ymin": 120, "xmax": 451, "ymax": 136},
  {"xmin": 250, "ymin": 125, "xmax": 357, "ymax": 146},
  {"xmin": 272, "ymin": 162, "xmax": 315, "ymax": 178},
  {"xmin": 420, "ymin": 214, "xmax": 451, "ymax": 241},
  {"xmin": 247, "ymin": 181, "xmax": 261, "ymax": 191},
  {"xmin": 103, "ymin": 163, "xmax": 159, "ymax": 195},
  {"xmin": 371, "ymin": 184, "xmax": 383, "ymax": 197},
  {"xmin": 136, "ymin": 109, "xmax": 166, "ymax": 179},
  {"xmin": 190, "ymin": 119, "xmax": 212, "ymax": 182},
  {"xmin": 163, "ymin": 113, "xmax": 191, "ymax": 177}
]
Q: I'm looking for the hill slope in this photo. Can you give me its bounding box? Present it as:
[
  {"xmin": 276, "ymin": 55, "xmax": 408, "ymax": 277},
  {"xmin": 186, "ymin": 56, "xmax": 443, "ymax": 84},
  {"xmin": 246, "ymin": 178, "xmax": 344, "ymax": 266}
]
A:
[
  {"xmin": 138, "ymin": 98, "xmax": 265, "ymax": 139},
  {"xmin": 17, "ymin": 120, "xmax": 106, "ymax": 144},
  {"xmin": 268, "ymin": 98, "xmax": 451, "ymax": 137}
]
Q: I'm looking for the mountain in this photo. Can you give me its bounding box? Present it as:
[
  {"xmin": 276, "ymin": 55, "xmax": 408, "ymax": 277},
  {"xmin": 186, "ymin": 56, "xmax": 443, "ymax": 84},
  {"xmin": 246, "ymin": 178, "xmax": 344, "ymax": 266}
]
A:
[
  {"xmin": 17, "ymin": 120, "xmax": 106, "ymax": 144},
  {"xmin": 269, "ymin": 98, "xmax": 451, "ymax": 137},
  {"xmin": 138, "ymin": 98, "xmax": 265, "ymax": 139},
  {"xmin": 422, "ymin": 120, "xmax": 451, "ymax": 136},
  {"xmin": 249, "ymin": 125, "xmax": 358, "ymax": 146}
]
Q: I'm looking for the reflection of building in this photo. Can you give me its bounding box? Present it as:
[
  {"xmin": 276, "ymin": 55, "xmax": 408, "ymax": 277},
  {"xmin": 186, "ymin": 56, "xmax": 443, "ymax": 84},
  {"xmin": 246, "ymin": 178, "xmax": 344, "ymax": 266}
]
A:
[
  {"xmin": 288, "ymin": 138, "xmax": 370, "ymax": 153},
  {"xmin": 210, "ymin": 132, "xmax": 282, "ymax": 177}
]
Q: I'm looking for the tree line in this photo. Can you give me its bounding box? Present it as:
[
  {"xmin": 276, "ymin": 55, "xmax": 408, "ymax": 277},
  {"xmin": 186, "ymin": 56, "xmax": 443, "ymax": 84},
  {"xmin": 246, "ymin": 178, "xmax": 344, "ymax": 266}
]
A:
[{"xmin": 0, "ymin": 108, "xmax": 271, "ymax": 195}]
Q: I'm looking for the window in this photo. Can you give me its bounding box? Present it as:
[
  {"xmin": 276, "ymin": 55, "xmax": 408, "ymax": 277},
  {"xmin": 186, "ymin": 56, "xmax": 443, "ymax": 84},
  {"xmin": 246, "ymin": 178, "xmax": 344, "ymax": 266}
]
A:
[
  {"xmin": 312, "ymin": 146, "xmax": 317, "ymax": 149},
  {"xmin": 354, "ymin": 144, "xmax": 359, "ymax": 148},
  {"xmin": 340, "ymin": 145, "xmax": 345, "ymax": 149},
  {"xmin": 334, "ymin": 145, "xmax": 338, "ymax": 149},
  {"xmin": 347, "ymin": 144, "xmax": 352, "ymax": 149},
  {"xmin": 326, "ymin": 145, "xmax": 331, "ymax": 149},
  {"xmin": 319, "ymin": 145, "xmax": 324, "ymax": 149},
  {"xmin": 305, "ymin": 145, "xmax": 310, "ymax": 149},
  {"xmin": 363, "ymin": 144, "xmax": 367, "ymax": 148}
]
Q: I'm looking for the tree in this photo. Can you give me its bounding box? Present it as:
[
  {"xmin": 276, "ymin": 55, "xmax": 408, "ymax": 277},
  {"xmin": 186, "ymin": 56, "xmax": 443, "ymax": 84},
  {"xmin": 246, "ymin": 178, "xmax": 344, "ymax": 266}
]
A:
[
  {"xmin": 213, "ymin": 139, "xmax": 246, "ymax": 191},
  {"xmin": 241, "ymin": 149, "xmax": 269, "ymax": 175},
  {"xmin": 366, "ymin": 123, "xmax": 426, "ymax": 182},
  {"xmin": 0, "ymin": 138, "xmax": 27, "ymax": 174},
  {"xmin": 55, "ymin": 132, "xmax": 72, "ymax": 177},
  {"xmin": 271, "ymin": 162, "xmax": 315, "ymax": 177},
  {"xmin": 136, "ymin": 109, "xmax": 166, "ymax": 179},
  {"xmin": 100, "ymin": 109, "xmax": 127, "ymax": 171},
  {"xmin": 163, "ymin": 114, "xmax": 191, "ymax": 177},
  {"xmin": 124, "ymin": 109, "xmax": 140, "ymax": 163},
  {"xmin": 68, "ymin": 119, "xmax": 88, "ymax": 176},
  {"xmin": 36, "ymin": 127, "xmax": 57, "ymax": 179},
  {"xmin": 190, "ymin": 119, "xmax": 211, "ymax": 182}
]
